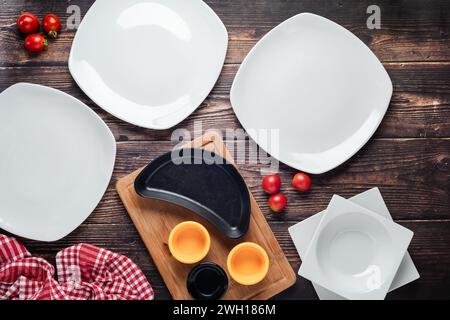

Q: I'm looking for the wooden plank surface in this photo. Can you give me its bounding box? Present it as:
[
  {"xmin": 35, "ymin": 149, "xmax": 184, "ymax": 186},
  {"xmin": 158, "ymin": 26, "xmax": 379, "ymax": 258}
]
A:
[
  {"xmin": 78, "ymin": 139, "xmax": 449, "ymax": 224},
  {"xmin": 0, "ymin": 0, "xmax": 449, "ymax": 300},
  {"xmin": 1, "ymin": 0, "xmax": 450, "ymax": 64},
  {"xmin": 1, "ymin": 62, "xmax": 450, "ymax": 139}
]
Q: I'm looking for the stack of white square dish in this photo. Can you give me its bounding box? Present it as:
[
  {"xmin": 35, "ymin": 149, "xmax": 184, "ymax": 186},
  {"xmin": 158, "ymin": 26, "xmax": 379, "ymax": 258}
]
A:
[{"xmin": 289, "ymin": 188, "xmax": 419, "ymax": 300}]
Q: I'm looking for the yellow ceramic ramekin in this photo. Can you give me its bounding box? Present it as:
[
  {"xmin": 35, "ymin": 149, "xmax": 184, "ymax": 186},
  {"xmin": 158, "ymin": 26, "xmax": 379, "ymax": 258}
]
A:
[
  {"xmin": 227, "ymin": 242, "xmax": 269, "ymax": 285},
  {"xmin": 168, "ymin": 221, "xmax": 211, "ymax": 264}
]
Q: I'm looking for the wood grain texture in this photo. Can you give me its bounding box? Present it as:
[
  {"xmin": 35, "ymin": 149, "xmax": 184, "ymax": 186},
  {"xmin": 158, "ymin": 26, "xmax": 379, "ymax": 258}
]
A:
[
  {"xmin": 1, "ymin": 63, "xmax": 450, "ymax": 139},
  {"xmin": 76, "ymin": 138, "xmax": 449, "ymax": 225},
  {"xmin": 116, "ymin": 133, "xmax": 296, "ymax": 300},
  {"xmin": 1, "ymin": 0, "xmax": 449, "ymax": 65},
  {"xmin": 0, "ymin": 0, "xmax": 449, "ymax": 300}
]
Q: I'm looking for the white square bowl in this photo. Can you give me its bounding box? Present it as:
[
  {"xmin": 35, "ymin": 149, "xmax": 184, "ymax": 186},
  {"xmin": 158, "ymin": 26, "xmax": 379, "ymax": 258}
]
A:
[
  {"xmin": 299, "ymin": 195, "xmax": 413, "ymax": 300},
  {"xmin": 289, "ymin": 188, "xmax": 419, "ymax": 299},
  {"xmin": 231, "ymin": 13, "xmax": 393, "ymax": 174},
  {"xmin": 69, "ymin": 0, "xmax": 228, "ymax": 130}
]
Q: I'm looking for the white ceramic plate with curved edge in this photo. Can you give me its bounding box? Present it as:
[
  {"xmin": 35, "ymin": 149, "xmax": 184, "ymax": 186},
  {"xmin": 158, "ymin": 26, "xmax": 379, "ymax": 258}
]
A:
[
  {"xmin": 0, "ymin": 83, "xmax": 116, "ymax": 242},
  {"xmin": 289, "ymin": 188, "xmax": 419, "ymax": 300},
  {"xmin": 230, "ymin": 13, "xmax": 393, "ymax": 174},
  {"xmin": 69, "ymin": 0, "xmax": 228, "ymax": 130},
  {"xmin": 299, "ymin": 195, "xmax": 413, "ymax": 300}
]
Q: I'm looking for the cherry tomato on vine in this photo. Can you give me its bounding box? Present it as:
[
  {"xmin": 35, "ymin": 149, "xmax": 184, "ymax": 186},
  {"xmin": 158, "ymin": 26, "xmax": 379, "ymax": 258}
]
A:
[
  {"xmin": 268, "ymin": 193, "xmax": 287, "ymax": 212},
  {"xmin": 42, "ymin": 14, "xmax": 61, "ymax": 39},
  {"xmin": 292, "ymin": 172, "xmax": 312, "ymax": 192},
  {"xmin": 262, "ymin": 174, "xmax": 281, "ymax": 194},
  {"xmin": 24, "ymin": 34, "xmax": 48, "ymax": 53},
  {"xmin": 17, "ymin": 12, "xmax": 40, "ymax": 35}
]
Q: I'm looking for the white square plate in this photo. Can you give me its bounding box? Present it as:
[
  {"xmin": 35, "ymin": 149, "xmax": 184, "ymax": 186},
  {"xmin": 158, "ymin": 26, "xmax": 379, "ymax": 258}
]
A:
[
  {"xmin": 289, "ymin": 188, "xmax": 419, "ymax": 300},
  {"xmin": 69, "ymin": 0, "xmax": 228, "ymax": 129},
  {"xmin": 0, "ymin": 83, "xmax": 116, "ymax": 242},
  {"xmin": 299, "ymin": 195, "xmax": 413, "ymax": 300},
  {"xmin": 230, "ymin": 13, "xmax": 393, "ymax": 174}
]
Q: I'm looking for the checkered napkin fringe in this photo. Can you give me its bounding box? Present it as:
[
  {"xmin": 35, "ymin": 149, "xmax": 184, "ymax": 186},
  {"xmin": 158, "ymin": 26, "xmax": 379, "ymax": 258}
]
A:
[{"xmin": 0, "ymin": 234, "xmax": 154, "ymax": 300}]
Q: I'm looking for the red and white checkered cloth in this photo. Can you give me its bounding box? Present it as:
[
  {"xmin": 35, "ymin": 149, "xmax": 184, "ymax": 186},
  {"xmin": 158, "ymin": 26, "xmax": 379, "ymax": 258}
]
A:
[{"xmin": 0, "ymin": 234, "xmax": 154, "ymax": 300}]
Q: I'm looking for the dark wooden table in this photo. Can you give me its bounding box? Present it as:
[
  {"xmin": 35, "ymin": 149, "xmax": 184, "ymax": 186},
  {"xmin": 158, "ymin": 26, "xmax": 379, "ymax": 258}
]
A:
[{"xmin": 1, "ymin": 0, "xmax": 449, "ymax": 300}]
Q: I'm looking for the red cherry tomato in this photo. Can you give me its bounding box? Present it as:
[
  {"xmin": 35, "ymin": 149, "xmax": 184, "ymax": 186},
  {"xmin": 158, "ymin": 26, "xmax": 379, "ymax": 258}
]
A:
[
  {"xmin": 268, "ymin": 194, "xmax": 287, "ymax": 212},
  {"xmin": 17, "ymin": 13, "xmax": 40, "ymax": 35},
  {"xmin": 262, "ymin": 174, "xmax": 281, "ymax": 194},
  {"xmin": 292, "ymin": 172, "xmax": 312, "ymax": 192},
  {"xmin": 42, "ymin": 14, "xmax": 61, "ymax": 39},
  {"xmin": 24, "ymin": 34, "xmax": 48, "ymax": 53}
]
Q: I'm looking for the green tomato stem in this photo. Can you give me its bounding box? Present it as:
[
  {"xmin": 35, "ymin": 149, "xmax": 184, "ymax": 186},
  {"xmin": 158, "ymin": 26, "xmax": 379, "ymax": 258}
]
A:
[{"xmin": 48, "ymin": 30, "xmax": 58, "ymax": 39}]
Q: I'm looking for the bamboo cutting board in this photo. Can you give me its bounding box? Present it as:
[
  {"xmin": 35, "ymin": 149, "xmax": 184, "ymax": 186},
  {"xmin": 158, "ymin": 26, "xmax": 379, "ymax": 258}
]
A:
[{"xmin": 116, "ymin": 132, "xmax": 296, "ymax": 300}]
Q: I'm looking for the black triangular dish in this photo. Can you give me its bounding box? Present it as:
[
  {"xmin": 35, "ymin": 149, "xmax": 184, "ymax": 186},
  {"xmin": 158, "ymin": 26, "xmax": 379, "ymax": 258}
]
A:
[{"xmin": 134, "ymin": 148, "xmax": 251, "ymax": 239}]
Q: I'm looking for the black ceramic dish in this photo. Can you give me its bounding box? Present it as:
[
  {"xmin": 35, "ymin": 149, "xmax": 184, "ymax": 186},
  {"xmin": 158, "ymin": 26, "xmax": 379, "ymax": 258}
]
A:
[
  {"xmin": 187, "ymin": 263, "xmax": 228, "ymax": 300},
  {"xmin": 134, "ymin": 148, "xmax": 251, "ymax": 239}
]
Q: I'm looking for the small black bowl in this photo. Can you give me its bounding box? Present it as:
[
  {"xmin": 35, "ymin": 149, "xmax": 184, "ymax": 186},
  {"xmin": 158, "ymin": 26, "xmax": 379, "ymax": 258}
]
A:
[{"xmin": 187, "ymin": 262, "xmax": 228, "ymax": 300}]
